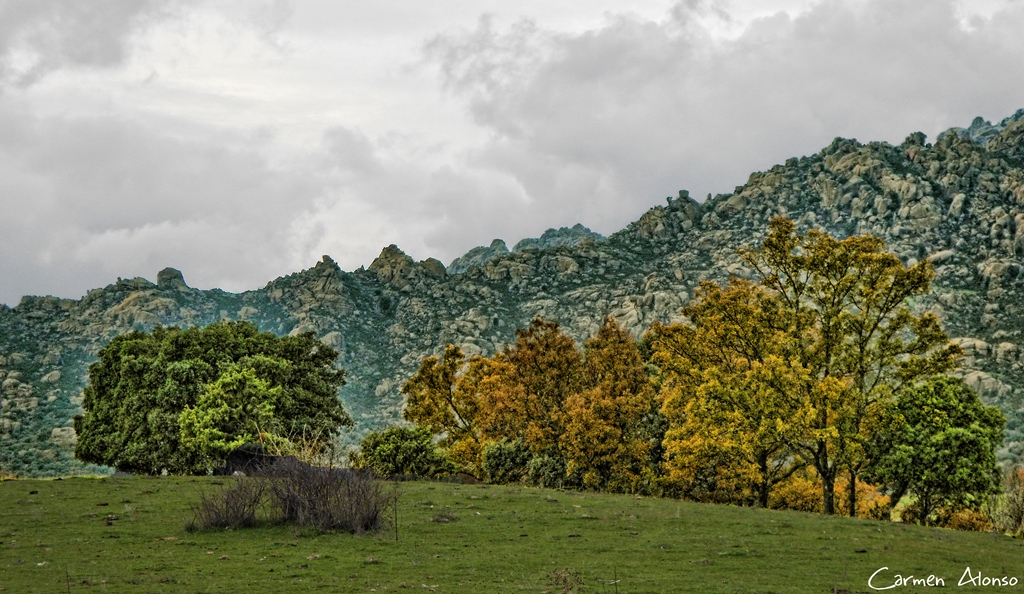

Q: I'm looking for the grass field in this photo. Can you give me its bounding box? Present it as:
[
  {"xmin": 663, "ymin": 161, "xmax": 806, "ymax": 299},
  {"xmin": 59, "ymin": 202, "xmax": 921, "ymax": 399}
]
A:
[{"xmin": 2, "ymin": 476, "xmax": 1023, "ymax": 593}]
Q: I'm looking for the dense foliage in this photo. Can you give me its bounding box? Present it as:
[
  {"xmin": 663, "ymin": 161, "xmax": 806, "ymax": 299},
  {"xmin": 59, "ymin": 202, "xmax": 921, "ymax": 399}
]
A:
[
  {"xmin": 390, "ymin": 218, "xmax": 1009, "ymax": 528},
  {"xmin": 74, "ymin": 321, "xmax": 351, "ymax": 474},
  {"xmin": 869, "ymin": 375, "xmax": 1004, "ymax": 525},
  {"xmin": 402, "ymin": 316, "xmax": 662, "ymax": 494},
  {"xmin": 649, "ymin": 216, "xmax": 960, "ymax": 514},
  {"xmin": 349, "ymin": 426, "xmax": 453, "ymax": 477}
]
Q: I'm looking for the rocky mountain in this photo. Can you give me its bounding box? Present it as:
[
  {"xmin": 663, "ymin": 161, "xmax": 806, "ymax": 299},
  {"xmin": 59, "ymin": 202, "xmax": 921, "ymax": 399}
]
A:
[{"xmin": 3, "ymin": 110, "xmax": 1024, "ymax": 477}]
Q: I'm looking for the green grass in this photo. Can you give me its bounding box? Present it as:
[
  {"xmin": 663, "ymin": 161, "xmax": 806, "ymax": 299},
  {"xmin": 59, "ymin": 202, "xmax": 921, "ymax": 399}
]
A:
[{"xmin": 2, "ymin": 477, "xmax": 1023, "ymax": 593}]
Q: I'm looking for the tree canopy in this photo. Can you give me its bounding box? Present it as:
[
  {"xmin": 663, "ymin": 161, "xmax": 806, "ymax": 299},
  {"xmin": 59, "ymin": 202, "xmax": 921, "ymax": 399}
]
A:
[
  {"xmin": 868, "ymin": 375, "xmax": 1004, "ymax": 525},
  {"xmin": 74, "ymin": 321, "xmax": 351, "ymax": 474},
  {"xmin": 393, "ymin": 218, "xmax": 1004, "ymax": 527},
  {"xmin": 648, "ymin": 216, "xmax": 962, "ymax": 514},
  {"xmin": 402, "ymin": 317, "xmax": 660, "ymax": 492}
]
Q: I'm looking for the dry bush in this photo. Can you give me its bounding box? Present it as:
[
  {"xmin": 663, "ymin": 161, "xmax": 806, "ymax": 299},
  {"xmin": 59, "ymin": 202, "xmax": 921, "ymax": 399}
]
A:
[
  {"xmin": 547, "ymin": 568, "xmax": 585, "ymax": 593},
  {"xmin": 264, "ymin": 457, "xmax": 396, "ymax": 533},
  {"xmin": 186, "ymin": 477, "xmax": 266, "ymax": 531},
  {"xmin": 993, "ymin": 467, "xmax": 1024, "ymax": 535}
]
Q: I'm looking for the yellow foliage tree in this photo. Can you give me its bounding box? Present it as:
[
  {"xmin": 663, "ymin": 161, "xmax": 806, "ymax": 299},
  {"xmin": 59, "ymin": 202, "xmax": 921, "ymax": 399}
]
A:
[
  {"xmin": 404, "ymin": 317, "xmax": 658, "ymax": 493},
  {"xmin": 477, "ymin": 318, "xmax": 583, "ymax": 455},
  {"xmin": 651, "ymin": 217, "xmax": 960, "ymax": 514},
  {"xmin": 649, "ymin": 280, "xmax": 810, "ymax": 506},
  {"xmin": 563, "ymin": 317, "xmax": 658, "ymax": 493},
  {"xmin": 742, "ymin": 217, "xmax": 960, "ymax": 515},
  {"xmin": 402, "ymin": 344, "xmax": 485, "ymax": 474}
]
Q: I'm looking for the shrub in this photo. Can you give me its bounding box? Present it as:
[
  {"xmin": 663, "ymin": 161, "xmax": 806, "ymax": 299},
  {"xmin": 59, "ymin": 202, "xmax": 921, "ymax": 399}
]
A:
[
  {"xmin": 835, "ymin": 477, "xmax": 890, "ymax": 520},
  {"xmin": 186, "ymin": 459, "xmax": 396, "ymax": 534},
  {"xmin": 769, "ymin": 473, "xmax": 823, "ymax": 513},
  {"xmin": 482, "ymin": 439, "xmax": 532, "ymax": 484},
  {"xmin": 265, "ymin": 458, "xmax": 396, "ymax": 533},
  {"xmin": 993, "ymin": 467, "xmax": 1024, "ymax": 535},
  {"xmin": 936, "ymin": 507, "xmax": 992, "ymax": 532},
  {"xmin": 350, "ymin": 426, "xmax": 454, "ymax": 478},
  {"xmin": 186, "ymin": 477, "xmax": 266, "ymax": 531},
  {"xmin": 526, "ymin": 455, "xmax": 566, "ymax": 489}
]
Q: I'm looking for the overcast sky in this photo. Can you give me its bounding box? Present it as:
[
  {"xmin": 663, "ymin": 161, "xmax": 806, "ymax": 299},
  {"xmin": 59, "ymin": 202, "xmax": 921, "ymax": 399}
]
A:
[{"xmin": 1, "ymin": 0, "xmax": 1023, "ymax": 306}]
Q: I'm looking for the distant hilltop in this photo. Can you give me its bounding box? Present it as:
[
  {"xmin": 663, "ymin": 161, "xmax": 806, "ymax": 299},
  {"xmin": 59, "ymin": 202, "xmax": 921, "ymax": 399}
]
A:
[{"xmin": 447, "ymin": 223, "xmax": 606, "ymax": 274}]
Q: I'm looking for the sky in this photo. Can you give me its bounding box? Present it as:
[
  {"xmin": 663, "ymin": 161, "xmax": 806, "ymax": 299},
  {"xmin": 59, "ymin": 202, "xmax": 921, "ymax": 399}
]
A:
[{"xmin": 1, "ymin": 0, "xmax": 1023, "ymax": 306}]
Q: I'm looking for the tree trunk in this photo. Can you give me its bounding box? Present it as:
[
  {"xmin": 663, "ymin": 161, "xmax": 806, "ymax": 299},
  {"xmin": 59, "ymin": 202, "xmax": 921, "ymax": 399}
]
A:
[
  {"xmin": 885, "ymin": 482, "xmax": 909, "ymax": 522},
  {"xmin": 758, "ymin": 455, "xmax": 770, "ymax": 508},
  {"xmin": 847, "ymin": 468, "xmax": 858, "ymax": 517},
  {"xmin": 920, "ymin": 492, "xmax": 932, "ymax": 527},
  {"xmin": 822, "ymin": 476, "xmax": 835, "ymax": 515},
  {"xmin": 815, "ymin": 441, "xmax": 836, "ymax": 515}
]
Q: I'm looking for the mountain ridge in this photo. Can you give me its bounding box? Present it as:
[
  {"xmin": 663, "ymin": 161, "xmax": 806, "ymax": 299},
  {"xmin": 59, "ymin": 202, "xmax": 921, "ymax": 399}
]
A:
[{"xmin": 3, "ymin": 111, "xmax": 1024, "ymax": 476}]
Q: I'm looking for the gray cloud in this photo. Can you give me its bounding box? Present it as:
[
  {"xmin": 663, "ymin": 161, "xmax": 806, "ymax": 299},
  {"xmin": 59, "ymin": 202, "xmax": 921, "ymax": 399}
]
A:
[
  {"xmin": 420, "ymin": 0, "xmax": 1024, "ymax": 246},
  {"xmin": 0, "ymin": 0, "xmax": 172, "ymax": 87},
  {"xmin": 0, "ymin": 102, "xmax": 329, "ymax": 305},
  {"xmin": 3, "ymin": 0, "xmax": 1024, "ymax": 306}
]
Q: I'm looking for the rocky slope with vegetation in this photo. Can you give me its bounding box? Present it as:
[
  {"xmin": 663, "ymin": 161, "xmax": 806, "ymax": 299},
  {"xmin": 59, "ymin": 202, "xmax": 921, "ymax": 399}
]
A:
[{"xmin": 3, "ymin": 110, "xmax": 1024, "ymax": 476}]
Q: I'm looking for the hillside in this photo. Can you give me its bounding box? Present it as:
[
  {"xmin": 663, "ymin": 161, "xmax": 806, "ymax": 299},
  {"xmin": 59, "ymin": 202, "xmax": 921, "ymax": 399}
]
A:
[
  {"xmin": 2, "ymin": 110, "xmax": 1024, "ymax": 476},
  {"xmin": 2, "ymin": 477, "xmax": 1023, "ymax": 593}
]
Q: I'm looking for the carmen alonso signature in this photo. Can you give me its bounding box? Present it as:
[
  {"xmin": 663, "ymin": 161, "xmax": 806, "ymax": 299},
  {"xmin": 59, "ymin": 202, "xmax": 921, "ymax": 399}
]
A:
[{"xmin": 869, "ymin": 567, "xmax": 1020, "ymax": 589}]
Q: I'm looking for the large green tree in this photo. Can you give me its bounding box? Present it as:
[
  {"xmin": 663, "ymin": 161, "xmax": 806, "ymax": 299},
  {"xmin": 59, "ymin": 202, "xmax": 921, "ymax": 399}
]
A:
[
  {"xmin": 74, "ymin": 321, "xmax": 351, "ymax": 474},
  {"xmin": 868, "ymin": 376, "xmax": 1004, "ymax": 525}
]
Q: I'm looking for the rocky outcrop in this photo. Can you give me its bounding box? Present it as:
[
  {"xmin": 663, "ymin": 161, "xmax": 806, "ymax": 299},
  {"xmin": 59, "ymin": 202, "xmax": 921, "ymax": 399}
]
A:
[
  {"xmin": 156, "ymin": 267, "xmax": 190, "ymax": 292},
  {"xmin": 4, "ymin": 111, "xmax": 1024, "ymax": 475},
  {"xmin": 512, "ymin": 223, "xmax": 605, "ymax": 252},
  {"xmin": 368, "ymin": 246, "xmax": 447, "ymax": 288},
  {"xmin": 447, "ymin": 239, "xmax": 510, "ymax": 274}
]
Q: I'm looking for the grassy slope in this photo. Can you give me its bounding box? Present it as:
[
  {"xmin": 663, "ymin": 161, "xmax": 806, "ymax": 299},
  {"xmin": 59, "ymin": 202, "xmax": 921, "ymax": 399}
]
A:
[{"xmin": 1, "ymin": 477, "xmax": 1022, "ymax": 593}]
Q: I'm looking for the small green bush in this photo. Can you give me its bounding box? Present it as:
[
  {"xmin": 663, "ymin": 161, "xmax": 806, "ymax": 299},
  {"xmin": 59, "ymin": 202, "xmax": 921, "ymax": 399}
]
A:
[
  {"xmin": 482, "ymin": 439, "xmax": 531, "ymax": 484},
  {"xmin": 350, "ymin": 426, "xmax": 454, "ymax": 478},
  {"xmin": 526, "ymin": 454, "xmax": 566, "ymax": 489}
]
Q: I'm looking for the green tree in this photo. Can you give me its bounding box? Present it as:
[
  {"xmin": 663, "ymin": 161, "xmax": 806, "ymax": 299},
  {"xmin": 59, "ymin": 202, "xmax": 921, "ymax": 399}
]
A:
[
  {"xmin": 481, "ymin": 438, "xmax": 533, "ymax": 484},
  {"xmin": 74, "ymin": 321, "xmax": 351, "ymax": 474},
  {"xmin": 350, "ymin": 426, "xmax": 454, "ymax": 477},
  {"xmin": 868, "ymin": 376, "xmax": 1004, "ymax": 525},
  {"xmin": 178, "ymin": 367, "xmax": 284, "ymax": 469}
]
